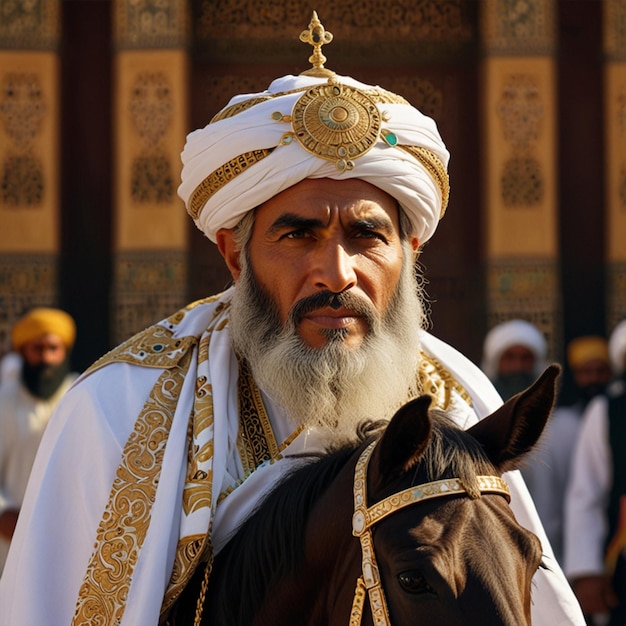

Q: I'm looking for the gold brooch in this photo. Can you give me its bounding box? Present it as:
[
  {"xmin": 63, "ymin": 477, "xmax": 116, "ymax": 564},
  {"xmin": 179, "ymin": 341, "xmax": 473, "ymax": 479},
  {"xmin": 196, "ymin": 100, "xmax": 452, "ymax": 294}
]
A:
[{"xmin": 291, "ymin": 79, "xmax": 382, "ymax": 171}]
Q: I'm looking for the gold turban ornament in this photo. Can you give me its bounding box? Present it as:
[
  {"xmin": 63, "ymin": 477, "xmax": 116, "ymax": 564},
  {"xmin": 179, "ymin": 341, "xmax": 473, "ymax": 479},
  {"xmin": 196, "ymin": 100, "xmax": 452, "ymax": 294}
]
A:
[
  {"xmin": 11, "ymin": 308, "xmax": 76, "ymax": 351},
  {"xmin": 178, "ymin": 12, "xmax": 450, "ymax": 244}
]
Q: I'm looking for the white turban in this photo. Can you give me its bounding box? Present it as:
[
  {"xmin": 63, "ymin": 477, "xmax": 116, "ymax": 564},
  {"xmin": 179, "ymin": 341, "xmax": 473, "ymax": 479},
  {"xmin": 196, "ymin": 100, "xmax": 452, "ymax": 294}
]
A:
[
  {"xmin": 609, "ymin": 319, "xmax": 626, "ymax": 375},
  {"xmin": 178, "ymin": 73, "xmax": 450, "ymax": 244},
  {"xmin": 481, "ymin": 319, "xmax": 548, "ymax": 380}
]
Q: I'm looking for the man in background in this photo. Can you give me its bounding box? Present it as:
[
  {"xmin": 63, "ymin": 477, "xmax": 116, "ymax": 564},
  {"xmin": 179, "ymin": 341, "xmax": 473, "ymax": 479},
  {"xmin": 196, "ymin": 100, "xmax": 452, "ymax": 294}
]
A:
[
  {"xmin": 565, "ymin": 321, "xmax": 626, "ymax": 626},
  {"xmin": 0, "ymin": 307, "xmax": 77, "ymax": 574},
  {"xmin": 521, "ymin": 335, "xmax": 612, "ymax": 564},
  {"xmin": 481, "ymin": 318, "xmax": 548, "ymax": 400}
]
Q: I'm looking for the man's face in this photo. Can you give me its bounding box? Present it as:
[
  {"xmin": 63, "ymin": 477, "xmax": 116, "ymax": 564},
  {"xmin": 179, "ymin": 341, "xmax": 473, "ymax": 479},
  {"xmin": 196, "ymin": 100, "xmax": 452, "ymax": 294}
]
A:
[
  {"xmin": 20, "ymin": 333, "xmax": 67, "ymax": 367},
  {"xmin": 572, "ymin": 359, "xmax": 612, "ymax": 391},
  {"xmin": 230, "ymin": 178, "xmax": 410, "ymax": 350},
  {"xmin": 498, "ymin": 345, "xmax": 536, "ymax": 376}
]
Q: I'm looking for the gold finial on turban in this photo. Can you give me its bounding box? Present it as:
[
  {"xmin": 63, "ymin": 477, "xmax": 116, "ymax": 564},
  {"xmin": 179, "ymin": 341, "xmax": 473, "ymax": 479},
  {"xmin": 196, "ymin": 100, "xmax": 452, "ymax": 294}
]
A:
[{"xmin": 299, "ymin": 11, "xmax": 335, "ymax": 78}]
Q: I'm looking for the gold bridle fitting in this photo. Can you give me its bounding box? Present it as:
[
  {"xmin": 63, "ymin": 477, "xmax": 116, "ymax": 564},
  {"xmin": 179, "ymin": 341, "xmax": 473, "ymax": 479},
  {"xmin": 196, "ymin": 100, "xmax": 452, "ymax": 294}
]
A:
[{"xmin": 350, "ymin": 440, "xmax": 510, "ymax": 626}]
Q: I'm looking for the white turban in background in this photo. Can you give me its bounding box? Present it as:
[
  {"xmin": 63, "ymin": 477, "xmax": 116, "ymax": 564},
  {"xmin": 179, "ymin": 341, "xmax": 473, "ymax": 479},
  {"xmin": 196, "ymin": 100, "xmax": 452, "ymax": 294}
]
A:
[
  {"xmin": 481, "ymin": 319, "xmax": 548, "ymax": 381},
  {"xmin": 609, "ymin": 319, "xmax": 626, "ymax": 376},
  {"xmin": 178, "ymin": 72, "xmax": 450, "ymax": 244}
]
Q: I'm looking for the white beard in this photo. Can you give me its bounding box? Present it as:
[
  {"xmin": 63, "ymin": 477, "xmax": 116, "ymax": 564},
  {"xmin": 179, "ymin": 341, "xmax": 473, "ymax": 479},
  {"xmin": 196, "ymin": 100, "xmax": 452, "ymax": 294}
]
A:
[{"xmin": 229, "ymin": 243, "xmax": 425, "ymax": 442}]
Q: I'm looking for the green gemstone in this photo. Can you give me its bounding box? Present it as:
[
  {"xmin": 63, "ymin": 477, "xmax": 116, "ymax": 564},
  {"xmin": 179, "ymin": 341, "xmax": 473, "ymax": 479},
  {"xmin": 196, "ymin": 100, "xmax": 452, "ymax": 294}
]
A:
[{"xmin": 382, "ymin": 130, "xmax": 398, "ymax": 146}]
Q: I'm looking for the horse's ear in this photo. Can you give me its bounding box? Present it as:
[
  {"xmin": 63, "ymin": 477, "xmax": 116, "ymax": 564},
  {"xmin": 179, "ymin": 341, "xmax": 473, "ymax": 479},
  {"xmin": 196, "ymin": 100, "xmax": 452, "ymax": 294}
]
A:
[
  {"xmin": 370, "ymin": 396, "xmax": 433, "ymax": 490},
  {"xmin": 467, "ymin": 364, "xmax": 561, "ymax": 473}
]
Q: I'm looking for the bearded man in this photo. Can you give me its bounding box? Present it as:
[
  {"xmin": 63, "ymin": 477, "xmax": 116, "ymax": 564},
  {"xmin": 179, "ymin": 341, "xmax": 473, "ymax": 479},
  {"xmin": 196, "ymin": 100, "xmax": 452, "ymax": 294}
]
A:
[
  {"xmin": 0, "ymin": 15, "xmax": 584, "ymax": 626},
  {"xmin": 0, "ymin": 307, "xmax": 77, "ymax": 575}
]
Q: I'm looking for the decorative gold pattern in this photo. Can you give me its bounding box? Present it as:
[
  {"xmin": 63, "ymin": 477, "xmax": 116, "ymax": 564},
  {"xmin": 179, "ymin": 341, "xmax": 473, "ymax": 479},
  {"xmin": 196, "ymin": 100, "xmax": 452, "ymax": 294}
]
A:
[
  {"xmin": 237, "ymin": 359, "xmax": 279, "ymax": 474},
  {"xmin": 85, "ymin": 321, "xmax": 197, "ymax": 374},
  {"xmin": 482, "ymin": 0, "xmax": 555, "ymax": 56},
  {"xmin": 236, "ymin": 359, "xmax": 304, "ymax": 476},
  {"xmin": 114, "ymin": 0, "xmax": 188, "ymax": 50},
  {"xmin": 397, "ymin": 145, "xmax": 450, "ymax": 216},
  {"xmin": 72, "ymin": 351, "xmax": 193, "ymax": 625},
  {"xmin": 0, "ymin": 252, "xmax": 57, "ymax": 352},
  {"xmin": 417, "ymin": 351, "xmax": 472, "ymax": 409},
  {"xmin": 349, "ymin": 576, "xmax": 367, "ymax": 626},
  {"xmin": 299, "ymin": 11, "xmax": 334, "ymax": 78},
  {"xmin": 188, "ymin": 148, "xmax": 274, "ymax": 220},
  {"xmin": 0, "ymin": 0, "xmax": 60, "ymax": 50},
  {"xmin": 161, "ymin": 534, "xmax": 209, "ymax": 616},
  {"xmin": 487, "ymin": 257, "xmax": 560, "ymax": 362},
  {"xmin": 292, "ymin": 80, "xmax": 382, "ymax": 171},
  {"xmin": 112, "ymin": 250, "xmax": 187, "ymax": 345}
]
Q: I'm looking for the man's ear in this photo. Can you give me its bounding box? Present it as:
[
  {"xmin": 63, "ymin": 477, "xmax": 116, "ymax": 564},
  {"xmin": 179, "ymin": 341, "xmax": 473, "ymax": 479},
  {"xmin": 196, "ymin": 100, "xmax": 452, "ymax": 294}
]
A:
[{"xmin": 216, "ymin": 228, "xmax": 242, "ymax": 281}]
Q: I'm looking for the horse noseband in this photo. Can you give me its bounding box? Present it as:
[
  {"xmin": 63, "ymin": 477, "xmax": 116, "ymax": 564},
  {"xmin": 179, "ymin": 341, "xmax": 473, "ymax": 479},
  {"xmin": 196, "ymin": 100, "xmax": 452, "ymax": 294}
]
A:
[{"xmin": 350, "ymin": 440, "xmax": 511, "ymax": 626}]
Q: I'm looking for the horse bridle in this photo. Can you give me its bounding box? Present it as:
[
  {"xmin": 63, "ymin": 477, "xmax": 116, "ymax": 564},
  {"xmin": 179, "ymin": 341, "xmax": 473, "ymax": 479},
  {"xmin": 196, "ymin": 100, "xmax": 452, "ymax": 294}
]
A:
[{"xmin": 349, "ymin": 440, "xmax": 511, "ymax": 626}]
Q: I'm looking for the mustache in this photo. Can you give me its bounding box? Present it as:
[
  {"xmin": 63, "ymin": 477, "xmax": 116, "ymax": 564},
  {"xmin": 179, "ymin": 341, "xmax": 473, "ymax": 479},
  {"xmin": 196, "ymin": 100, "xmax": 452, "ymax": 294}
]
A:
[{"xmin": 289, "ymin": 290, "xmax": 377, "ymax": 327}]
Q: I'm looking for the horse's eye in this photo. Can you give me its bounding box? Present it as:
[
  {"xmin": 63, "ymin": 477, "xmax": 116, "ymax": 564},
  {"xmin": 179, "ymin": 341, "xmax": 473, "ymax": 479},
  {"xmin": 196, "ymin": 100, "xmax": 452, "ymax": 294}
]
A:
[{"xmin": 398, "ymin": 571, "xmax": 435, "ymax": 595}]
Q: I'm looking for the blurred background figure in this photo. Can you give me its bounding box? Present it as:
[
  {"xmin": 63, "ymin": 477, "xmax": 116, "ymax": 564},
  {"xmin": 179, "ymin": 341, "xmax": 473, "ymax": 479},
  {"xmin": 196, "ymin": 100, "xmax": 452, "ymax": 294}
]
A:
[
  {"xmin": 565, "ymin": 320, "xmax": 626, "ymax": 626},
  {"xmin": 521, "ymin": 335, "xmax": 612, "ymax": 565},
  {"xmin": 481, "ymin": 319, "xmax": 548, "ymax": 400},
  {"xmin": 0, "ymin": 308, "xmax": 78, "ymax": 575}
]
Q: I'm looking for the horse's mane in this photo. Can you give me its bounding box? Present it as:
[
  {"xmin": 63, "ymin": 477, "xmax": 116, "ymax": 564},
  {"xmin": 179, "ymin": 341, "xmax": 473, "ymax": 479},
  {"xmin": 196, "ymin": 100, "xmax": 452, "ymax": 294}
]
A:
[
  {"xmin": 207, "ymin": 441, "xmax": 361, "ymax": 624},
  {"xmin": 204, "ymin": 412, "xmax": 498, "ymax": 625}
]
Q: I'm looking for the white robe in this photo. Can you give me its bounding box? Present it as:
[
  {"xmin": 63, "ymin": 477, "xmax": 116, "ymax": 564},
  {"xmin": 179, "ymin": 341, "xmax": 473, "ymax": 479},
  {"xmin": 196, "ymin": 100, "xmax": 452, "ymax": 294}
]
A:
[
  {"xmin": 0, "ymin": 373, "xmax": 76, "ymax": 574},
  {"xmin": 0, "ymin": 290, "xmax": 584, "ymax": 625}
]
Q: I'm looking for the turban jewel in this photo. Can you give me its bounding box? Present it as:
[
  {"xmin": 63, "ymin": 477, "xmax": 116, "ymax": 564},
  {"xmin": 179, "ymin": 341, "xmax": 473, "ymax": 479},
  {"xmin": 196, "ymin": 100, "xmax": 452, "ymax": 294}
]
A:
[{"xmin": 178, "ymin": 13, "xmax": 450, "ymax": 244}]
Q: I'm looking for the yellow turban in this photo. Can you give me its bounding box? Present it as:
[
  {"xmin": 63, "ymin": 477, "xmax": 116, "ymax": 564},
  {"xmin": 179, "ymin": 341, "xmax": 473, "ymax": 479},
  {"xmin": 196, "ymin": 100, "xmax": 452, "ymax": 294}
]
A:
[
  {"xmin": 11, "ymin": 308, "xmax": 76, "ymax": 351},
  {"xmin": 566, "ymin": 336, "xmax": 609, "ymax": 370},
  {"xmin": 178, "ymin": 71, "xmax": 449, "ymax": 245}
]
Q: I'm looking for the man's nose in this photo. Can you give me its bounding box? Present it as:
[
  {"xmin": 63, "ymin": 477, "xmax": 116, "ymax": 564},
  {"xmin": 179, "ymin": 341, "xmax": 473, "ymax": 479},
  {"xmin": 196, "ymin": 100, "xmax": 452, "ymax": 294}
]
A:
[{"xmin": 312, "ymin": 243, "xmax": 358, "ymax": 293}]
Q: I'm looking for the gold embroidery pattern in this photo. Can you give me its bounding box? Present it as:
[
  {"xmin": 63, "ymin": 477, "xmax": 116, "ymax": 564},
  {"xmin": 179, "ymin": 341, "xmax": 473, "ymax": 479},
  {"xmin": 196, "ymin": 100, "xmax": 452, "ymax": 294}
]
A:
[
  {"xmin": 160, "ymin": 534, "xmax": 209, "ymax": 617},
  {"xmin": 397, "ymin": 145, "xmax": 450, "ymax": 217},
  {"xmin": 417, "ymin": 350, "xmax": 472, "ymax": 409},
  {"xmin": 188, "ymin": 149, "xmax": 275, "ymax": 220},
  {"xmin": 182, "ymin": 372, "xmax": 214, "ymax": 516},
  {"xmin": 72, "ymin": 351, "xmax": 193, "ymax": 626},
  {"xmin": 85, "ymin": 324, "xmax": 197, "ymax": 373},
  {"xmin": 237, "ymin": 359, "xmax": 279, "ymax": 474}
]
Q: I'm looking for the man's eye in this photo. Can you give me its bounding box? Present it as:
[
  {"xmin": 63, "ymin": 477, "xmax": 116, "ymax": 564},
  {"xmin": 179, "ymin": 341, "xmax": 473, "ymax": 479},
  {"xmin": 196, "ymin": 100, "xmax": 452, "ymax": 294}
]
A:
[
  {"xmin": 357, "ymin": 230, "xmax": 387, "ymax": 242},
  {"xmin": 283, "ymin": 229, "xmax": 309, "ymax": 239}
]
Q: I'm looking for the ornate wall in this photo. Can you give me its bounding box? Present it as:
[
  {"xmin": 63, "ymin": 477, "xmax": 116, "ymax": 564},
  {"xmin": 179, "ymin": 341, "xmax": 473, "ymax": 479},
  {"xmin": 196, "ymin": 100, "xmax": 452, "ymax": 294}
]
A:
[
  {"xmin": 480, "ymin": 0, "xmax": 561, "ymax": 358},
  {"xmin": 0, "ymin": 0, "xmax": 620, "ymax": 372},
  {"xmin": 0, "ymin": 0, "xmax": 61, "ymax": 352}
]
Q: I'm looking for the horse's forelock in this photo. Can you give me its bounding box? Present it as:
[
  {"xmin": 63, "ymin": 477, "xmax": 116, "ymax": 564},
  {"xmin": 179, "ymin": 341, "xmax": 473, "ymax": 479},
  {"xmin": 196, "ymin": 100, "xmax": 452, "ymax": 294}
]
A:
[{"xmin": 420, "ymin": 411, "xmax": 499, "ymax": 496}]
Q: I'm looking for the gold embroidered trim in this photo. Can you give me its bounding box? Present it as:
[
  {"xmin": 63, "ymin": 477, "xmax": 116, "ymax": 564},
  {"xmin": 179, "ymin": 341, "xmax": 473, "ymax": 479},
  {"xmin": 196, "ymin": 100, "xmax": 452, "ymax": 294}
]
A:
[
  {"xmin": 188, "ymin": 148, "xmax": 275, "ymax": 220},
  {"xmin": 210, "ymin": 96, "xmax": 273, "ymax": 123},
  {"xmin": 85, "ymin": 325, "xmax": 197, "ymax": 374},
  {"xmin": 237, "ymin": 359, "xmax": 280, "ymax": 473},
  {"xmin": 234, "ymin": 359, "xmax": 304, "ymax": 490},
  {"xmin": 160, "ymin": 534, "xmax": 211, "ymax": 618},
  {"xmin": 397, "ymin": 145, "xmax": 450, "ymax": 218},
  {"xmin": 72, "ymin": 351, "xmax": 193, "ymax": 625},
  {"xmin": 417, "ymin": 350, "xmax": 472, "ymax": 409}
]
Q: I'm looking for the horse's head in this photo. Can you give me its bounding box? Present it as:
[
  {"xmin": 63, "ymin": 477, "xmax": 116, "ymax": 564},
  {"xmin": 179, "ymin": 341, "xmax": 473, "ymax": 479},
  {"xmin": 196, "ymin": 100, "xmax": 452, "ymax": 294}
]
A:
[{"xmin": 347, "ymin": 364, "xmax": 561, "ymax": 626}]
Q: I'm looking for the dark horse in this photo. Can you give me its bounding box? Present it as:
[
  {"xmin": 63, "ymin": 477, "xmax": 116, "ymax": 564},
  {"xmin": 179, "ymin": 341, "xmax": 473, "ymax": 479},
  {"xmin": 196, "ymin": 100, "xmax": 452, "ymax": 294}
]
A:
[{"xmin": 170, "ymin": 365, "xmax": 559, "ymax": 626}]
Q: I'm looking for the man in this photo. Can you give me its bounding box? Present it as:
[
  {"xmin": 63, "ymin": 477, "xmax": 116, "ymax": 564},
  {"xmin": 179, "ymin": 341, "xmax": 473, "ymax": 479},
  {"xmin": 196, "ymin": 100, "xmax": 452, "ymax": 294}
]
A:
[
  {"xmin": 565, "ymin": 320, "xmax": 626, "ymax": 626},
  {"xmin": 0, "ymin": 307, "xmax": 77, "ymax": 574},
  {"xmin": 521, "ymin": 335, "xmax": 612, "ymax": 564},
  {"xmin": 0, "ymin": 15, "xmax": 584, "ymax": 626},
  {"xmin": 481, "ymin": 318, "xmax": 548, "ymax": 400}
]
